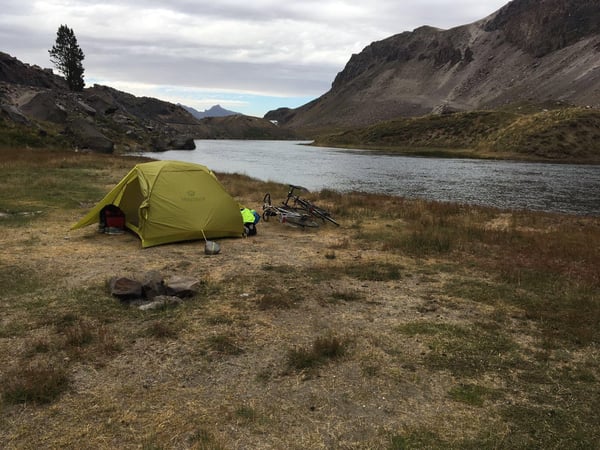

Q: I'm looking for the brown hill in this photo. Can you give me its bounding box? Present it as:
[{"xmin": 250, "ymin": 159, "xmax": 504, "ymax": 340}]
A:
[{"xmin": 268, "ymin": 0, "xmax": 600, "ymax": 131}]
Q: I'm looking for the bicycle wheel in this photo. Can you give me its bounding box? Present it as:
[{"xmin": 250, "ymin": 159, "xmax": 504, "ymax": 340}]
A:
[
  {"xmin": 297, "ymin": 215, "xmax": 320, "ymax": 228},
  {"xmin": 262, "ymin": 193, "xmax": 277, "ymax": 222},
  {"xmin": 263, "ymin": 207, "xmax": 277, "ymax": 222},
  {"xmin": 312, "ymin": 208, "xmax": 340, "ymax": 226},
  {"xmin": 263, "ymin": 193, "xmax": 272, "ymax": 206},
  {"xmin": 280, "ymin": 211, "xmax": 319, "ymax": 229},
  {"xmin": 298, "ymin": 198, "xmax": 340, "ymax": 226}
]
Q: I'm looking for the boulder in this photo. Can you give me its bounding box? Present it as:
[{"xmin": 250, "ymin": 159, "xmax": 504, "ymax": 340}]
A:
[
  {"xmin": 1, "ymin": 103, "xmax": 30, "ymax": 125},
  {"xmin": 77, "ymin": 100, "xmax": 96, "ymax": 116},
  {"xmin": 20, "ymin": 91, "xmax": 67, "ymax": 123},
  {"xmin": 108, "ymin": 276, "xmax": 143, "ymax": 301},
  {"xmin": 67, "ymin": 117, "xmax": 114, "ymax": 153},
  {"xmin": 165, "ymin": 275, "xmax": 203, "ymax": 298},
  {"xmin": 168, "ymin": 136, "xmax": 196, "ymax": 150}
]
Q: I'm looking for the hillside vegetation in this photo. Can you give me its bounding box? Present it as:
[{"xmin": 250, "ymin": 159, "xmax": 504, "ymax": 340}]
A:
[{"xmin": 314, "ymin": 106, "xmax": 600, "ymax": 163}]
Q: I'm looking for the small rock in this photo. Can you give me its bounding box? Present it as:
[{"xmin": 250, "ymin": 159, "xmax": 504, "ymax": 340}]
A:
[
  {"xmin": 138, "ymin": 295, "xmax": 183, "ymax": 310},
  {"xmin": 165, "ymin": 276, "xmax": 203, "ymax": 298},
  {"xmin": 141, "ymin": 270, "xmax": 166, "ymax": 300},
  {"xmin": 108, "ymin": 276, "xmax": 143, "ymax": 301}
]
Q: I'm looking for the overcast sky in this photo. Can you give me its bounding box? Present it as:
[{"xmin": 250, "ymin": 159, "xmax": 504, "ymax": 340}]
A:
[{"xmin": 1, "ymin": 0, "xmax": 509, "ymax": 116}]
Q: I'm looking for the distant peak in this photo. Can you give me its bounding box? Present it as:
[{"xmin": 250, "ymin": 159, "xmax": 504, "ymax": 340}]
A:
[{"xmin": 181, "ymin": 104, "xmax": 240, "ymax": 119}]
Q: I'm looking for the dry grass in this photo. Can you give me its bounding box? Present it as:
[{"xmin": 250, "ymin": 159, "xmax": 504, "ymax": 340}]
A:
[
  {"xmin": 0, "ymin": 147, "xmax": 598, "ymax": 449},
  {"xmin": 313, "ymin": 106, "xmax": 600, "ymax": 163}
]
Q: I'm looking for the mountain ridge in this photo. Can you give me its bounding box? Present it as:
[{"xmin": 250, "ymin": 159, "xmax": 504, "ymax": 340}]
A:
[
  {"xmin": 181, "ymin": 104, "xmax": 241, "ymax": 119},
  {"xmin": 267, "ymin": 0, "xmax": 600, "ymax": 131}
]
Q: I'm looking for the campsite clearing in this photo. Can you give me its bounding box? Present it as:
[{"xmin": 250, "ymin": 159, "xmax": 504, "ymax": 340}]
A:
[{"xmin": 0, "ymin": 149, "xmax": 599, "ymax": 449}]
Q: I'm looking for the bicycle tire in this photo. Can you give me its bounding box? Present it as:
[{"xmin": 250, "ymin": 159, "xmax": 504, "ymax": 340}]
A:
[
  {"xmin": 262, "ymin": 208, "xmax": 272, "ymax": 222},
  {"xmin": 283, "ymin": 214, "xmax": 319, "ymax": 229},
  {"xmin": 294, "ymin": 198, "xmax": 340, "ymax": 226},
  {"xmin": 262, "ymin": 193, "xmax": 274, "ymax": 222},
  {"xmin": 298, "ymin": 215, "xmax": 320, "ymax": 228},
  {"xmin": 263, "ymin": 193, "xmax": 272, "ymax": 206},
  {"xmin": 312, "ymin": 209, "xmax": 340, "ymax": 226}
]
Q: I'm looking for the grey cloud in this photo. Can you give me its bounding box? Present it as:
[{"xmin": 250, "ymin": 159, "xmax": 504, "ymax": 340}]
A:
[
  {"xmin": 86, "ymin": 49, "xmax": 336, "ymax": 96},
  {"xmin": 1, "ymin": 0, "xmax": 510, "ymax": 104}
]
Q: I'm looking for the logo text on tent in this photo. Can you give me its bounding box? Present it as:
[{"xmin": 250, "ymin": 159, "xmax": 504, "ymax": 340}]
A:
[{"xmin": 183, "ymin": 190, "xmax": 205, "ymax": 202}]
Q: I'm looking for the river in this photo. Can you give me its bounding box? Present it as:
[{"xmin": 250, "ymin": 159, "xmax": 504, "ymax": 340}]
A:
[{"xmin": 140, "ymin": 140, "xmax": 600, "ymax": 216}]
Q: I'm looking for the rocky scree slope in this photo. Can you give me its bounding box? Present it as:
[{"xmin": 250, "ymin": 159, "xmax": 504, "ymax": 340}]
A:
[{"xmin": 266, "ymin": 0, "xmax": 600, "ymax": 130}]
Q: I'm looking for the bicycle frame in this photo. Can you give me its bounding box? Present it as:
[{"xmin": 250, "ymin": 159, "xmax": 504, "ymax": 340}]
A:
[
  {"xmin": 262, "ymin": 192, "xmax": 319, "ymax": 229},
  {"xmin": 283, "ymin": 185, "xmax": 339, "ymax": 226},
  {"xmin": 283, "ymin": 185, "xmax": 309, "ymax": 208}
]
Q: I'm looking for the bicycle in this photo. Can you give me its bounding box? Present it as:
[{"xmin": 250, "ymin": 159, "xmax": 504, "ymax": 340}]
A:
[
  {"xmin": 283, "ymin": 185, "xmax": 340, "ymax": 226},
  {"xmin": 262, "ymin": 193, "xmax": 320, "ymax": 229}
]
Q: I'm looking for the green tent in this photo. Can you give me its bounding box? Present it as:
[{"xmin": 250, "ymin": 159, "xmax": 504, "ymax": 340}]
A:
[{"xmin": 71, "ymin": 160, "xmax": 244, "ymax": 247}]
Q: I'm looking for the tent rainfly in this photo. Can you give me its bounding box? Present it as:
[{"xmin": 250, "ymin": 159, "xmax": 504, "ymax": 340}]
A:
[{"xmin": 71, "ymin": 160, "xmax": 244, "ymax": 247}]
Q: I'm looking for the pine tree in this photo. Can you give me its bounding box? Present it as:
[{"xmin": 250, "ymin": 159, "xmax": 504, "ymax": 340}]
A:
[{"xmin": 49, "ymin": 25, "xmax": 85, "ymax": 92}]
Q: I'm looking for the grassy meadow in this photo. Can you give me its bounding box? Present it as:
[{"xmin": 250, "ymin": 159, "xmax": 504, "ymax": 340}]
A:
[{"xmin": 0, "ymin": 147, "xmax": 598, "ymax": 449}]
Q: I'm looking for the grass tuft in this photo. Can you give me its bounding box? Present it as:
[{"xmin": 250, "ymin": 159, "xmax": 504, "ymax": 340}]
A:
[
  {"xmin": 2, "ymin": 359, "xmax": 70, "ymax": 405},
  {"xmin": 187, "ymin": 427, "xmax": 226, "ymax": 449},
  {"xmin": 448, "ymin": 383, "xmax": 502, "ymax": 407},
  {"xmin": 286, "ymin": 333, "xmax": 347, "ymax": 371},
  {"xmin": 63, "ymin": 319, "xmax": 96, "ymax": 348},
  {"xmin": 147, "ymin": 320, "xmax": 180, "ymax": 339},
  {"xmin": 206, "ymin": 334, "xmax": 244, "ymax": 356}
]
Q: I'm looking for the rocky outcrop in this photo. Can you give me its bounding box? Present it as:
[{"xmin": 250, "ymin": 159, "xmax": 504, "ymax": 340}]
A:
[
  {"xmin": 271, "ymin": 0, "xmax": 600, "ymax": 131},
  {"xmin": 19, "ymin": 91, "xmax": 68, "ymax": 123},
  {"xmin": 0, "ymin": 52, "xmax": 65, "ymax": 89},
  {"xmin": 197, "ymin": 115, "xmax": 300, "ymax": 140},
  {"xmin": 0, "ymin": 51, "xmax": 299, "ymax": 152},
  {"xmin": 0, "ymin": 77, "xmax": 196, "ymax": 153},
  {"xmin": 0, "ymin": 103, "xmax": 29, "ymax": 125},
  {"xmin": 166, "ymin": 136, "xmax": 196, "ymax": 150},
  {"xmin": 484, "ymin": 0, "xmax": 600, "ymax": 57}
]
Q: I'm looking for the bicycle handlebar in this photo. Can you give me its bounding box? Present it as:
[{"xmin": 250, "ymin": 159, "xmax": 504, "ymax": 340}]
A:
[{"xmin": 288, "ymin": 184, "xmax": 309, "ymax": 193}]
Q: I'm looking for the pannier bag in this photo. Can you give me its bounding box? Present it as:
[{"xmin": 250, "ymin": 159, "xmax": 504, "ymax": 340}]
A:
[{"xmin": 99, "ymin": 204, "xmax": 126, "ymax": 234}]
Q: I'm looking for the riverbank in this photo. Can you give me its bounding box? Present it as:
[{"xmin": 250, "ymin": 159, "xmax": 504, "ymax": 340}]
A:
[{"xmin": 1, "ymin": 148, "xmax": 598, "ymax": 448}]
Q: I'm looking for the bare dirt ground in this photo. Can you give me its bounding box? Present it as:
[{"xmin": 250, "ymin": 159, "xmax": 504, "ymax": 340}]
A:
[
  {"xmin": 0, "ymin": 203, "xmax": 511, "ymax": 449},
  {"xmin": 3, "ymin": 153, "xmax": 599, "ymax": 450}
]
